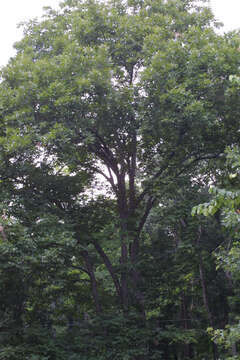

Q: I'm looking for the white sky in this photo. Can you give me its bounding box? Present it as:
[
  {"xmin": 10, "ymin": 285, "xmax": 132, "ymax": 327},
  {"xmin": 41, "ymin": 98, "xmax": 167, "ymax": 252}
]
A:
[{"xmin": 0, "ymin": 0, "xmax": 239, "ymax": 67}]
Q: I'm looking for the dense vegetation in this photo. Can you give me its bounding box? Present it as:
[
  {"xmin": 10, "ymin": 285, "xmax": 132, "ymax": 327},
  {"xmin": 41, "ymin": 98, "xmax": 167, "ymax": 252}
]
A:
[{"xmin": 0, "ymin": 0, "xmax": 240, "ymax": 358}]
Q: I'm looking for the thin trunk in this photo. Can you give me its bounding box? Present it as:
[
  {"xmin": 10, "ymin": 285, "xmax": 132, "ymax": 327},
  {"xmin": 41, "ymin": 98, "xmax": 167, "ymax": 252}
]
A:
[
  {"xmin": 0, "ymin": 224, "xmax": 7, "ymax": 241},
  {"xmin": 120, "ymin": 240, "xmax": 129, "ymax": 312},
  {"xmin": 118, "ymin": 164, "xmax": 129, "ymax": 312},
  {"xmin": 129, "ymin": 236, "xmax": 146, "ymax": 321},
  {"xmin": 199, "ymin": 258, "xmax": 213, "ymax": 326},
  {"xmin": 199, "ymin": 257, "xmax": 219, "ymax": 359},
  {"xmin": 128, "ymin": 132, "xmax": 137, "ymax": 212},
  {"xmin": 132, "ymin": 196, "xmax": 154, "ymax": 262},
  {"xmin": 197, "ymin": 227, "xmax": 218, "ymax": 360},
  {"xmin": 131, "ymin": 270, "xmax": 146, "ymax": 321},
  {"xmin": 181, "ymin": 293, "xmax": 192, "ymax": 358},
  {"xmin": 81, "ymin": 250, "xmax": 102, "ymax": 315},
  {"xmin": 232, "ymin": 343, "xmax": 237, "ymax": 357},
  {"xmin": 128, "ymin": 197, "xmax": 154, "ymax": 318},
  {"xmin": 225, "ymin": 270, "xmax": 238, "ymax": 357}
]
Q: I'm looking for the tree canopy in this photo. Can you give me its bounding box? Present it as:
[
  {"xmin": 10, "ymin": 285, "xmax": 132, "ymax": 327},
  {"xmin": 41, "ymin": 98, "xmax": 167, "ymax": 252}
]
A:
[{"xmin": 0, "ymin": 0, "xmax": 240, "ymax": 359}]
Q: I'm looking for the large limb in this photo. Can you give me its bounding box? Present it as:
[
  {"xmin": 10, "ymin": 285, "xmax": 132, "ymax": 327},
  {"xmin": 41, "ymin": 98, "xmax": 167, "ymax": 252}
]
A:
[{"xmin": 93, "ymin": 239, "xmax": 122, "ymax": 301}]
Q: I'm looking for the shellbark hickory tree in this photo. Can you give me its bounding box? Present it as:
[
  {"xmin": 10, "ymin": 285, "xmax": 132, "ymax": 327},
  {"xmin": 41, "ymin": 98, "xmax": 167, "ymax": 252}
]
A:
[{"xmin": 0, "ymin": 0, "xmax": 240, "ymax": 314}]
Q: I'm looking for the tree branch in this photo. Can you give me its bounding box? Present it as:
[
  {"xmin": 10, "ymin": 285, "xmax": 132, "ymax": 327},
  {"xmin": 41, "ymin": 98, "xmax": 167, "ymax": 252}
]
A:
[{"xmin": 93, "ymin": 239, "xmax": 122, "ymax": 299}]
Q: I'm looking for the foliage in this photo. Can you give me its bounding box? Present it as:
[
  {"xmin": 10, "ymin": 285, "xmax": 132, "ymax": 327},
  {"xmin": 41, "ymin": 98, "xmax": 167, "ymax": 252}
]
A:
[
  {"xmin": 193, "ymin": 146, "xmax": 240, "ymax": 358},
  {"xmin": 0, "ymin": 0, "xmax": 240, "ymax": 359}
]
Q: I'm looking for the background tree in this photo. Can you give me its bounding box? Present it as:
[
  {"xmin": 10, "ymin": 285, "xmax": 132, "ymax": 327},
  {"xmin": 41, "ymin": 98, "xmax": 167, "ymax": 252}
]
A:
[{"xmin": 193, "ymin": 145, "xmax": 240, "ymax": 359}]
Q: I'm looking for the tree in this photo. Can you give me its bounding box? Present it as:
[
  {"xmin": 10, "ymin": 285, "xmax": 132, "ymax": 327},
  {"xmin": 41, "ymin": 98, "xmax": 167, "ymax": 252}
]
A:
[
  {"xmin": 193, "ymin": 146, "xmax": 240, "ymax": 358},
  {"xmin": 143, "ymin": 176, "xmax": 231, "ymax": 359},
  {"xmin": 0, "ymin": 0, "xmax": 240, "ymax": 358}
]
